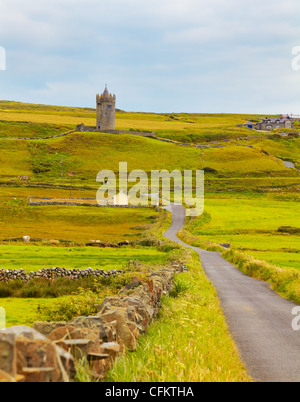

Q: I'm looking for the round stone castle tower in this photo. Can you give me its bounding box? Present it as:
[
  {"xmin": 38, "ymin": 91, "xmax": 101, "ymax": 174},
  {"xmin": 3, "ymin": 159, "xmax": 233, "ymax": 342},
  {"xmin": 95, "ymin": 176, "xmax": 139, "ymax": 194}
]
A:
[{"xmin": 96, "ymin": 85, "xmax": 116, "ymax": 131}]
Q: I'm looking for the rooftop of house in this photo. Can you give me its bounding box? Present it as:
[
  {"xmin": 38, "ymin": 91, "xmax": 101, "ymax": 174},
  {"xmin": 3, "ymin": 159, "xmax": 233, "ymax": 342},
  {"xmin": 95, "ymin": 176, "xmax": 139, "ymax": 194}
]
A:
[{"xmin": 260, "ymin": 116, "xmax": 293, "ymax": 123}]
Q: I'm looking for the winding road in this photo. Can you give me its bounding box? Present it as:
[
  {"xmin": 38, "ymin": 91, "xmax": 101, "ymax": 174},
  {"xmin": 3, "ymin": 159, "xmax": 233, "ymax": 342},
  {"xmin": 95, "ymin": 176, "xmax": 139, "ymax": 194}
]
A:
[{"xmin": 164, "ymin": 204, "xmax": 300, "ymax": 382}]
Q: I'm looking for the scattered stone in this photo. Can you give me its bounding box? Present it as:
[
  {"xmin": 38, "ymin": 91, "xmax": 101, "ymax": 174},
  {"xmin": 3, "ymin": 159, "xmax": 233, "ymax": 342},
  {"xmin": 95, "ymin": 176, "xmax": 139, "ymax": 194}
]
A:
[
  {"xmin": 49, "ymin": 240, "xmax": 60, "ymax": 244},
  {"xmin": 219, "ymin": 243, "xmax": 231, "ymax": 249},
  {"xmin": 118, "ymin": 240, "xmax": 130, "ymax": 246},
  {"xmin": 278, "ymin": 226, "xmax": 300, "ymax": 234}
]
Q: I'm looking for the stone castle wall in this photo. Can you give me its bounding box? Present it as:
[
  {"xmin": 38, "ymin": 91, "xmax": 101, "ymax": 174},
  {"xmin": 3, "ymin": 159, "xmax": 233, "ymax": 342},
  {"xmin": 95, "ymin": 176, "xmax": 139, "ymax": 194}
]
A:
[
  {"xmin": 76, "ymin": 124, "xmax": 156, "ymax": 138},
  {"xmin": 96, "ymin": 92, "xmax": 116, "ymax": 131}
]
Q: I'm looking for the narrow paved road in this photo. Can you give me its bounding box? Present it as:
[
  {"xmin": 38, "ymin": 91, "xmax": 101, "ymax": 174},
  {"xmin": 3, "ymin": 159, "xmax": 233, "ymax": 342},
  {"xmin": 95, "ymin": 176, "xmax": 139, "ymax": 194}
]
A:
[{"xmin": 164, "ymin": 204, "xmax": 300, "ymax": 382}]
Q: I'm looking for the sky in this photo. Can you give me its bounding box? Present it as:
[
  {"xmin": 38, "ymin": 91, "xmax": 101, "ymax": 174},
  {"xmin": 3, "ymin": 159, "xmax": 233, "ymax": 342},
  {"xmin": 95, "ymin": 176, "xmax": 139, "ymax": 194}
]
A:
[{"xmin": 0, "ymin": 0, "xmax": 300, "ymax": 114}]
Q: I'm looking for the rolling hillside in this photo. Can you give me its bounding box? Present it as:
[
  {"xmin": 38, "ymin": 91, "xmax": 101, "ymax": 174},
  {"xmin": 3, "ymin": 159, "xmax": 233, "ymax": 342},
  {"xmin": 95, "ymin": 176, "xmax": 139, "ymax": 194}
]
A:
[{"xmin": 0, "ymin": 99, "xmax": 299, "ymax": 272}]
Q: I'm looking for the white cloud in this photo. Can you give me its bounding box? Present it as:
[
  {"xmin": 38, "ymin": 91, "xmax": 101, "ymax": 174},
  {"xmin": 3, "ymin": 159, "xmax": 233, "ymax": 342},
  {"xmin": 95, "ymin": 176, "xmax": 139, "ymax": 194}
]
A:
[{"xmin": 0, "ymin": 0, "xmax": 300, "ymax": 112}]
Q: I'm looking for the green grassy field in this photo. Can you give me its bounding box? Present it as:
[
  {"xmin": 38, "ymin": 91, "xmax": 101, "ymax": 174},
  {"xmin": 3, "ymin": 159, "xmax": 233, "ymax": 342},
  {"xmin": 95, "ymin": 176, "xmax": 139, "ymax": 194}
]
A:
[
  {"xmin": 245, "ymin": 251, "xmax": 300, "ymax": 270},
  {"xmin": 0, "ymin": 101, "xmax": 298, "ymax": 279},
  {"xmin": 0, "ymin": 100, "xmax": 265, "ymax": 143},
  {"xmin": 0, "ymin": 245, "xmax": 170, "ymax": 272},
  {"xmin": 0, "ymin": 120, "xmax": 72, "ymax": 139},
  {"xmin": 0, "ymin": 99, "xmax": 300, "ymax": 382},
  {"xmin": 0, "ymin": 188, "xmax": 165, "ymax": 242},
  {"xmin": 0, "ymin": 100, "xmax": 299, "ymax": 189},
  {"xmin": 0, "ymin": 297, "xmax": 55, "ymax": 327},
  {"xmin": 182, "ymin": 193, "xmax": 300, "ymax": 271},
  {"xmin": 0, "ymin": 132, "xmax": 298, "ymax": 187}
]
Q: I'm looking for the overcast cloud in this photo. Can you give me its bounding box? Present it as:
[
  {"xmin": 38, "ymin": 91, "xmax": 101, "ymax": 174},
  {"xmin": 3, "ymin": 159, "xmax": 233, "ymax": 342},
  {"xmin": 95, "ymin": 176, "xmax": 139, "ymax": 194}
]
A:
[{"xmin": 0, "ymin": 0, "xmax": 300, "ymax": 113}]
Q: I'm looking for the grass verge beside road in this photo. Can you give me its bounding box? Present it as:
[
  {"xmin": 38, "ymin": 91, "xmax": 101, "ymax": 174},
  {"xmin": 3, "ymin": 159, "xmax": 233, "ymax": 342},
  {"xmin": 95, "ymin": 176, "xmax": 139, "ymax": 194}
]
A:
[
  {"xmin": 223, "ymin": 249, "xmax": 300, "ymax": 305},
  {"xmin": 106, "ymin": 251, "xmax": 252, "ymax": 382},
  {"xmin": 178, "ymin": 229, "xmax": 300, "ymax": 305}
]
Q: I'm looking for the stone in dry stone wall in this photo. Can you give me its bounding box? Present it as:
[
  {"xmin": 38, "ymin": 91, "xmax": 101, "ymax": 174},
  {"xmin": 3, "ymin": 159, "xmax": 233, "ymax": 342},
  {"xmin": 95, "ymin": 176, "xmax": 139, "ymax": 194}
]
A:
[
  {"xmin": 33, "ymin": 321, "xmax": 68, "ymax": 337},
  {"xmin": 69, "ymin": 316, "xmax": 116, "ymax": 343},
  {"xmin": 0, "ymin": 368, "xmax": 17, "ymax": 382},
  {"xmin": 0, "ymin": 333, "xmax": 16, "ymax": 377},
  {"xmin": 0, "ymin": 326, "xmax": 75, "ymax": 382}
]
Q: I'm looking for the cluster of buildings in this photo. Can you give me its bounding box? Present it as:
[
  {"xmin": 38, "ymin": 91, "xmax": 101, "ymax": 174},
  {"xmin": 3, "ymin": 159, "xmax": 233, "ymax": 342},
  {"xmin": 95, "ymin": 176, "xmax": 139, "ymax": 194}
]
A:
[{"xmin": 243, "ymin": 116, "xmax": 295, "ymax": 131}]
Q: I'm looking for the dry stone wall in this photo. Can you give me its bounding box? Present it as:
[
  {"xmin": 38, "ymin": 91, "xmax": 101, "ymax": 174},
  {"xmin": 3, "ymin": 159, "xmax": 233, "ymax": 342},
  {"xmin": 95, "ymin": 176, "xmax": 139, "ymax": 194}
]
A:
[
  {"xmin": 0, "ymin": 268, "xmax": 122, "ymax": 282},
  {"xmin": 0, "ymin": 261, "xmax": 187, "ymax": 382}
]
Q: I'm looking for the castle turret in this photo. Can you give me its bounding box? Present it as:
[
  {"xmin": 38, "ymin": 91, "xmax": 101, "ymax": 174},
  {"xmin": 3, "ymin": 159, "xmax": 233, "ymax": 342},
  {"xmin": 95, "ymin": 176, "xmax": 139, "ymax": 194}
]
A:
[{"xmin": 96, "ymin": 85, "xmax": 116, "ymax": 131}]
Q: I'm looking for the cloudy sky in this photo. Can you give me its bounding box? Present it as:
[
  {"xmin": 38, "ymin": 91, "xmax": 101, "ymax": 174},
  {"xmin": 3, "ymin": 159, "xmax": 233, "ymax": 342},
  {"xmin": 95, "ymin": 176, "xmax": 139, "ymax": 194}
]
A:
[{"xmin": 0, "ymin": 0, "xmax": 300, "ymax": 113}]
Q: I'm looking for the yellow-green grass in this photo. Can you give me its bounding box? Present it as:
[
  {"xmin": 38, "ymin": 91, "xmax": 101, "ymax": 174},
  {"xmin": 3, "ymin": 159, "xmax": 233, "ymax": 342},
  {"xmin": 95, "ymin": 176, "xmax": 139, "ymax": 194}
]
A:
[
  {"xmin": 0, "ymin": 100, "xmax": 272, "ymax": 143},
  {"xmin": 0, "ymin": 133, "xmax": 296, "ymax": 188},
  {"xmin": 0, "ymin": 132, "xmax": 201, "ymax": 184},
  {"xmin": 0, "ymin": 100, "xmax": 95, "ymax": 120},
  {"xmin": 115, "ymin": 112, "xmax": 257, "ymax": 142},
  {"xmin": 197, "ymin": 233, "xmax": 300, "ymax": 253},
  {"xmin": 0, "ymin": 186, "xmax": 96, "ymax": 199},
  {"xmin": 1, "ymin": 110, "xmax": 246, "ymax": 131},
  {"xmin": 107, "ymin": 251, "xmax": 251, "ymax": 382},
  {"xmin": 235, "ymin": 136, "xmax": 300, "ymax": 169},
  {"xmin": 201, "ymin": 146, "xmax": 299, "ymax": 177},
  {"xmin": 0, "ymin": 194, "xmax": 162, "ymax": 242},
  {"xmin": 190, "ymin": 195, "xmax": 300, "ymax": 233},
  {"xmin": 223, "ymin": 249, "xmax": 300, "ymax": 305},
  {"xmin": 0, "ymin": 100, "xmax": 297, "ymax": 183},
  {"xmin": 30, "ymin": 132, "xmax": 202, "ymax": 179},
  {"xmin": 181, "ymin": 194, "xmax": 300, "ymax": 270},
  {"xmin": 2, "ymin": 100, "xmax": 297, "ymax": 147},
  {"xmin": 0, "ymin": 245, "xmax": 170, "ymax": 273},
  {"xmin": 0, "ymin": 140, "xmax": 32, "ymax": 177},
  {"xmin": 243, "ymin": 251, "xmax": 300, "ymax": 270},
  {"xmin": 0, "ymin": 297, "xmax": 58, "ymax": 327},
  {"xmin": 0, "ymin": 121, "xmax": 73, "ymax": 139},
  {"xmin": 204, "ymin": 177, "xmax": 300, "ymax": 193},
  {"xmin": 0, "ymin": 111, "xmax": 94, "ymax": 127}
]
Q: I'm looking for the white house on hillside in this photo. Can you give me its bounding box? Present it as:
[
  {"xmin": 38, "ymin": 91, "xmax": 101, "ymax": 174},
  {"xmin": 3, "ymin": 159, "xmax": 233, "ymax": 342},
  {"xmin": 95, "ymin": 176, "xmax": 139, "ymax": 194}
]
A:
[{"xmin": 112, "ymin": 191, "xmax": 129, "ymax": 206}]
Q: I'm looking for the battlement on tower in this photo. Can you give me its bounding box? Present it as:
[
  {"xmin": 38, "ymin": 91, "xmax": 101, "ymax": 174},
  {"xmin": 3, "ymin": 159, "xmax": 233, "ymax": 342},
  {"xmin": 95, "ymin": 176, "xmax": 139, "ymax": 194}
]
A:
[
  {"xmin": 97, "ymin": 85, "xmax": 116, "ymax": 104},
  {"xmin": 96, "ymin": 93, "xmax": 116, "ymax": 103}
]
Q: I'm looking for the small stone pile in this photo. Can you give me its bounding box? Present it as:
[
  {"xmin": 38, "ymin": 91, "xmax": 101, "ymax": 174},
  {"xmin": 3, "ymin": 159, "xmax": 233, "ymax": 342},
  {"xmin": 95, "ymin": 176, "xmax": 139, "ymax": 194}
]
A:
[
  {"xmin": 0, "ymin": 268, "xmax": 122, "ymax": 283},
  {"xmin": 219, "ymin": 243, "xmax": 231, "ymax": 249},
  {"xmin": 0, "ymin": 261, "xmax": 187, "ymax": 382}
]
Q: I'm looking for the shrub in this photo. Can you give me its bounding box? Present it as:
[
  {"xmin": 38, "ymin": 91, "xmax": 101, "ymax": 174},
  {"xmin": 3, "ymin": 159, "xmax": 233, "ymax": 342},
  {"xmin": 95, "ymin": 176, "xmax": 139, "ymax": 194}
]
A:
[
  {"xmin": 158, "ymin": 244, "xmax": 178, "ymax": 253},
  {"xmin": 35, "ymin": 272, "xmax": 146, "ymax": 322},
  {"xmin": 0, "ymin": 285, "xmax": 13, "ymax": 298},
  {"xmin": 37, "ymin": 288, "xmax": 107, "ymax": 322},
  {"xmin": 169, "ymin": 276, "xmax": 191, "ymax": 298}
]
